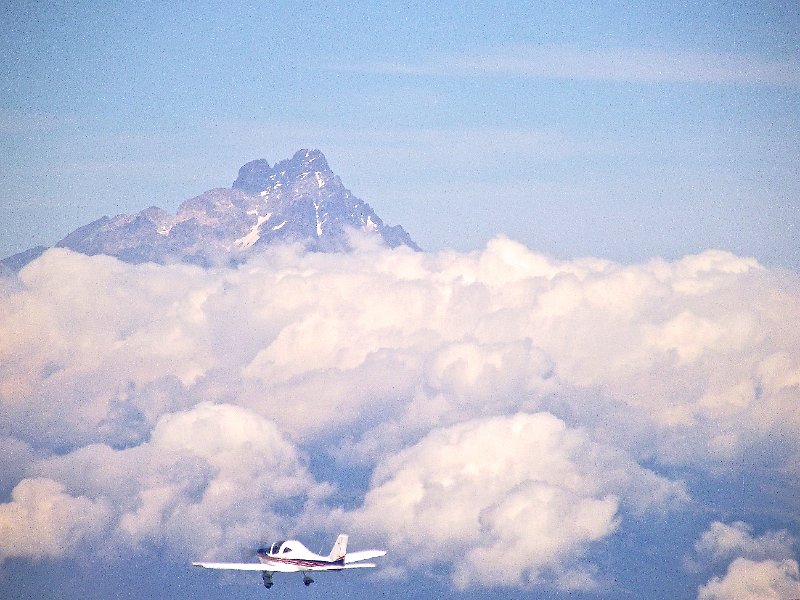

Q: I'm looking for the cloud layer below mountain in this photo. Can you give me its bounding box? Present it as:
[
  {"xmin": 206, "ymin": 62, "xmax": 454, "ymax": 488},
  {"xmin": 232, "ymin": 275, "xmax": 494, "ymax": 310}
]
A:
[{"xmin": 1, "ymin": 237, "xmax": 798, "ymax": 597}]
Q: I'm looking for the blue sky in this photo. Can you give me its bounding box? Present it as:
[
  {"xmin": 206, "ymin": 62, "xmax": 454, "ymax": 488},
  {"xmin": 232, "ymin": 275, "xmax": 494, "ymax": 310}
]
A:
[
  {"xmin": 2, "ymin": 3, "xmax": 800, "ymax": 600},
  {"xmin": 2, "ymin": 0, "xmax": 799, "ymax": 266}
]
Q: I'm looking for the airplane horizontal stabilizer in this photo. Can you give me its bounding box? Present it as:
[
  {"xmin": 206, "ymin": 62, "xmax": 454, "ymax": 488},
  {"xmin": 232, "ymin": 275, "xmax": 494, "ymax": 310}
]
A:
[{"xmin": 345, "ymin": 550, "xmax": 387, "ymax": 563}]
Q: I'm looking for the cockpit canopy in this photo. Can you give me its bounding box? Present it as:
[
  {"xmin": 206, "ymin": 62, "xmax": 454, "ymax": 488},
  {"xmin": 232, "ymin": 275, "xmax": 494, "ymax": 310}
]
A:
[
  {"xmin": 257, "ymin": 540, "xmax": 305, "ymax": 556},
  {"xmin": 270, "ymin": 541, "xmax": 288, "ymax": 555}
]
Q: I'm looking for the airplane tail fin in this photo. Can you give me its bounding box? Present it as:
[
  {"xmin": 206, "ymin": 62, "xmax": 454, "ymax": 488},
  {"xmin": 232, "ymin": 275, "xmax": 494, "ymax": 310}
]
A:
[{"xmin": 328, "ymin": 534, "xmax": 348, "ymax": 563}]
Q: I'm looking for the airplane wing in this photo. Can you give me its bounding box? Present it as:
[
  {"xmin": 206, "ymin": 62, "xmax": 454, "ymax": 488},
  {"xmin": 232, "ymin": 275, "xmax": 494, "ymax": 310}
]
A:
[
  {"xmin": 192, "ymin": 562, "xmax": 297, "ymax": 572},
  {"xmin": 302, "ymin": 563, "xmax": 378, "ymax": 571},
  {"xmin": 345, "ymin": 550, "xmax": 387, "ymax": 563},
  {"xmin": 192, "ymin": 561, "xmax": 377, "ymax": 572}
]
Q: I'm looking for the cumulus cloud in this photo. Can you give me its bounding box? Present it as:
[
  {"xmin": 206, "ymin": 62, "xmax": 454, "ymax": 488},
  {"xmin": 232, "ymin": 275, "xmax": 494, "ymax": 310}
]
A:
[
  {"xmin": 0, "ymin": 478, "xmax": 113, "ymax": 562},
  {"xmin": 693, "ymin": 521, "xmax": 800, "ymax": 600},
  {"xmin": 698, "ymin": 558, "xmax": 800, "ymax": 600},
  {"xmin": 1, "ymin": 239, "xmax": 799, "ymax": 591},
  {"xmin": 0, "ymin": 403, "xmax": 330, "ymax": 564},
  {"xmin": 693, "ymin": 521, "xmax": 796, "ymax": 565},
  {"xmin": 0, "ymin": 251, "xmax": 218, "ymax": 448},
  {"xmin": 341, "ymin": 412, "xmax": 687, "ymax": 589}
]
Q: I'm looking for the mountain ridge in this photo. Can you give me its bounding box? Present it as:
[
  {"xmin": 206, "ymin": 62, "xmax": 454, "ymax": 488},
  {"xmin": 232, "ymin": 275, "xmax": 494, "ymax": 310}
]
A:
[{"xmin": 2, "ymin": 149, "xmax": 419, "ymax": 270}]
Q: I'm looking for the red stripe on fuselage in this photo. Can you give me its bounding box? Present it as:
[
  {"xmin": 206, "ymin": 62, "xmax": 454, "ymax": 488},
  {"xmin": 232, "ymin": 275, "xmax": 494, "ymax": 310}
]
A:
[{"xmin": 261, "ymin": 555, "xmax": 345, "ymax": 569}]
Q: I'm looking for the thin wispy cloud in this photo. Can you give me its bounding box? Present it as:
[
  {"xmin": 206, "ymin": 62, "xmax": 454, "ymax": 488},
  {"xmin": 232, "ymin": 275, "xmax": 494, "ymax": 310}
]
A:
[{"xmin": 332, "ymin": 46, "xmax": 800, "ymax": 86}]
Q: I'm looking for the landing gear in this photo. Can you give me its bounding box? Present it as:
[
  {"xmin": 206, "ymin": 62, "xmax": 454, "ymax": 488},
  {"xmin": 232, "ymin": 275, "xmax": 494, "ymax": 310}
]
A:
[
  {"xmin": 302, "ymin": 574, "xmax": 314, "ymax": 587},
  {"xmin": 262, "ymin": 572, "xmax": 273, "ymax": 589}
]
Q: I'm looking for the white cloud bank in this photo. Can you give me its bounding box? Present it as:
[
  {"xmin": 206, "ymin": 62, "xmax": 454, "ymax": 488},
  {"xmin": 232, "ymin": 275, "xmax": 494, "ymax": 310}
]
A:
[{"xmin": 1, "ymin": 239, "xmax": 799, "ymax": 591}]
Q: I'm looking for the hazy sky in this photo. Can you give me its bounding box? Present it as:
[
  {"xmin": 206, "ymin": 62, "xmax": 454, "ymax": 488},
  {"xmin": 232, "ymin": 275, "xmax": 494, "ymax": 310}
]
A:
[
  {"xmin": 2, "ymin": 0, "xmax": 799, "ymax": 266},
  {"xmin": 2, "ymin": 3, "xmax": 800, "ymax": 600}
]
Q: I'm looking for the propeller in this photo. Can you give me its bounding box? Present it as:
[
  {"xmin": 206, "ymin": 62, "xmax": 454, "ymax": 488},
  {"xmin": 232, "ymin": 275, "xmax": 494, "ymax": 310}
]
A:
[{"xmin": 233, "ymin": 540, "xmax": 270, "ymax": 561}]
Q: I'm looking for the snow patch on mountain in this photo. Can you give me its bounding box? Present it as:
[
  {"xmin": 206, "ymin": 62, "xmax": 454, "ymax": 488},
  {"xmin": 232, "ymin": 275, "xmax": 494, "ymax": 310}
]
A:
[{"xmin": 235, "ymin": 213, "xmax": 273, "ymax": 249}]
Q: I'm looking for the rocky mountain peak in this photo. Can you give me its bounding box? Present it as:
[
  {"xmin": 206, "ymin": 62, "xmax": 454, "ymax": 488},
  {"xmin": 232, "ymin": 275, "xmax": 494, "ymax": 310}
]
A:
[
  {"xmin": 288, "ymin": 148, "xmax": 330, "ymax": 173},
  {"xmin": 232, "ymin": 149, "xmax": 333, "ymax": 195},
  {"xmin": 2, "ymin": 150, "xmax": 419, "ymax": 271}
]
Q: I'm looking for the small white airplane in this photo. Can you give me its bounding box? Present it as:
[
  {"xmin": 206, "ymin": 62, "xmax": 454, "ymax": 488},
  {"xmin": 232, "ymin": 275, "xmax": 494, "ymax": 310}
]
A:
[{"xmin": 193, "ymin": 534, "xmax": 386, "ymax": 588}]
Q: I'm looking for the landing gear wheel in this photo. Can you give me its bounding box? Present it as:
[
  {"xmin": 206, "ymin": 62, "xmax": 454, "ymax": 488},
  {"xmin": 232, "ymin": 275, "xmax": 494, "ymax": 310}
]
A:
[
  {"xmin": 262, "ymin": 572, "xmax": 273, "ymax": 589},
  {"xmin": 303, "ymin": 575, "xmax": 314, "ymax": 586}
]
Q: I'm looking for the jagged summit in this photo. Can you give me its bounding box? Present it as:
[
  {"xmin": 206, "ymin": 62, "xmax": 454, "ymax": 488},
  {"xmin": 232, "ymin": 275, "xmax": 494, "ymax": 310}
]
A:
[
  {"xmin": 232, "ymin": 159, "xmax": 274, "ymax": 194},
  {"xmin": 233, "ymin": 149, "xmax": 333, "ymax": 195},
  {"xmin": 1, "ymin": 150, "xmax": 419, "ymax": 271}
]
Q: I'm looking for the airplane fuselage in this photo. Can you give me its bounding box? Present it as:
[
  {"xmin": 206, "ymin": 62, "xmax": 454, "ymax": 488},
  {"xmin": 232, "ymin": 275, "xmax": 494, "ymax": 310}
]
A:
[{"xmin": 256, "ymin": 540, "xmax": 345, "ymax": 572}]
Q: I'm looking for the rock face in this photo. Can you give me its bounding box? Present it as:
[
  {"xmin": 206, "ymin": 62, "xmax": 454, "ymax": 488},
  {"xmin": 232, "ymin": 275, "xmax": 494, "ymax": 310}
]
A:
[
  {"xmin": 227, "ymin": 149, "xmax": 418, "ymax": 254},
  {"xmin": 1, "ymin": 149, "xmax": 418, "ymax": 270}
]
